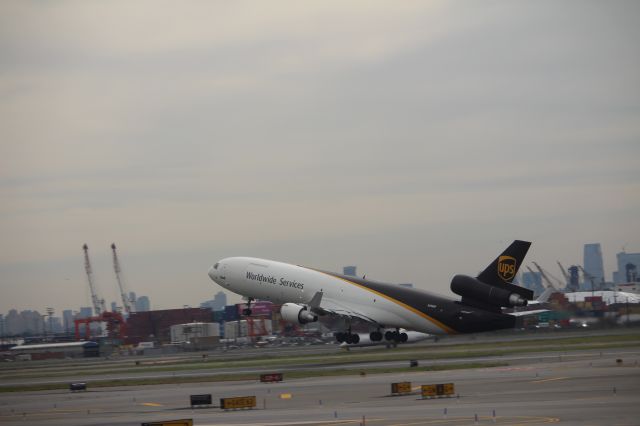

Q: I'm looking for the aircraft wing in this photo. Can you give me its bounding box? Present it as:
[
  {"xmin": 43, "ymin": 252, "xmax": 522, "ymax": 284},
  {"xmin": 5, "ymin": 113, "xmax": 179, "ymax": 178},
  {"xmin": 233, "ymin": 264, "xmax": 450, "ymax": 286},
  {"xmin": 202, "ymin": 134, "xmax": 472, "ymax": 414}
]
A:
[{"xmin": 310, "ymin": 292, "xmax": 381, "ymax": 325}]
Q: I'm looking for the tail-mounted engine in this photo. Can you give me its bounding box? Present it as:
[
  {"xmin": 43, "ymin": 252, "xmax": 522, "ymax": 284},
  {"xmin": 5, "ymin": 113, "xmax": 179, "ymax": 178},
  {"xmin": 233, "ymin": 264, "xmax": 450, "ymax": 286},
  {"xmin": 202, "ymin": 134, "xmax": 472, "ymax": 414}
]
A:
[
  {"xmin": 280, "ymin": 303, "xmax": 318, "ymax": 325},
  {"xmin": 451, "ymin": 274, "xmax": 530, "ymax": 311}
]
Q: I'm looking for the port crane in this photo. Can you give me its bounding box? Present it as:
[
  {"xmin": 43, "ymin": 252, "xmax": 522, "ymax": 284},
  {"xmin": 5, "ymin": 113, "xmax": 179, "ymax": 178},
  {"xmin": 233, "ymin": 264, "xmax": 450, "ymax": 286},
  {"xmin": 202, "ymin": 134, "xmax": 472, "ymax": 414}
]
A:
[
  {"xmin": 111, "ymin": 243, "xmax": 135, "ymax": 315},
  {"xmin": 75, "ymin": 244, "xmax": 126, "ymax": 341}
]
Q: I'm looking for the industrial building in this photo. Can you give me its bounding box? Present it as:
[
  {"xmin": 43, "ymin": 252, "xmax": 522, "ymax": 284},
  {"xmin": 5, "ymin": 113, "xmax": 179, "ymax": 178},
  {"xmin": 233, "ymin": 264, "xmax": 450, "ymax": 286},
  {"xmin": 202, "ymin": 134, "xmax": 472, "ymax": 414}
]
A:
[
  {"xmin": 170, "ymin": 322, "xmax": 220, "ymax": 343},
  {"xmin": 125, "ymin": 308, "xmax": 213, "ymax": 345},
  {"xmin": 224, "ymin": 319, "xmax": 273, "ymax": 339}
]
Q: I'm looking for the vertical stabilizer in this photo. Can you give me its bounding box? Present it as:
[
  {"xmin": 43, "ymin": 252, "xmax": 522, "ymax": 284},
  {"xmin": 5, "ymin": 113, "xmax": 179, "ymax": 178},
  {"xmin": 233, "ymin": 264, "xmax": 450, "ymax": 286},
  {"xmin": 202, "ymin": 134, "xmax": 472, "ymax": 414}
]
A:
[{"xmin": 477, "ymin": 240, "xmax": 531, "ymax": 287}]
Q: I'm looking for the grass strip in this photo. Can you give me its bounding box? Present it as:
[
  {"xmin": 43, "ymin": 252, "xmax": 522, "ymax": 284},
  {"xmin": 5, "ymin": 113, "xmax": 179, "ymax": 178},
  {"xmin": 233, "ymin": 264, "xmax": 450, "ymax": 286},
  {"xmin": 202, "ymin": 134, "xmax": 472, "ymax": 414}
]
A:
[
  {"xmin": 3, "ymin": 339, "xmax": 639, "ymax": 381},
  {"xmin": 0, "ymin": 362, "xmax": 507, "ymax": 393},
  {"xmin": 3, "ymin": 332, "xmax": 637, "ymax": 374}
]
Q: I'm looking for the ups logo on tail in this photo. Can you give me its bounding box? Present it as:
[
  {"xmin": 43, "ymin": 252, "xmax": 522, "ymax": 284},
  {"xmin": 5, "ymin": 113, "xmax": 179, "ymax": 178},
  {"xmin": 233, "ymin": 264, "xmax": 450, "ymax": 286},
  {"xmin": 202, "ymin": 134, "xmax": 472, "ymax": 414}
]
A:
[{"xmin": 497, "ymin": 256, "xmax": 517, "ymax": 282}]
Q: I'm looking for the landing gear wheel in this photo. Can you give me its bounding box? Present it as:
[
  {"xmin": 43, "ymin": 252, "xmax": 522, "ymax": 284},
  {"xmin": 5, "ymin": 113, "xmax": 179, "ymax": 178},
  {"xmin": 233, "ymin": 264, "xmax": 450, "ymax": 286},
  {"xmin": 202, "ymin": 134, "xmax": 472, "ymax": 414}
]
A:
[
  {"xmin": 344, "ymin": 333, "xmax": 360, "ymax": 344},
  {"xmin": 399, "ymin": 332, "xmax": 408, "ymax": 343},
  {"xmin": 243, "ymin": 298, "xmax": 254, "ymax": 316},
  {"xmin": 370, "ymin": 331, "xmax": 383, "ymax": 342},
  {"xmin": 384, "ymin": 331, "xmax": 394, "ymax": 341},
  {"xmin": 337, "ymin": 332, "xmax": 360, "ymax": 344}
]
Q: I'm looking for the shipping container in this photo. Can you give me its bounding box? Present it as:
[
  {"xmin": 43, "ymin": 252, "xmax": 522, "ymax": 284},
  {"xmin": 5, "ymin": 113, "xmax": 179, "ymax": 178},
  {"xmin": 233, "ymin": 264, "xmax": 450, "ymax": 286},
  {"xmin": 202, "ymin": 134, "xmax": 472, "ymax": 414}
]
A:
[{"xmin": 236, "ymin": 301, "xmax": 274, "ymax": 318}]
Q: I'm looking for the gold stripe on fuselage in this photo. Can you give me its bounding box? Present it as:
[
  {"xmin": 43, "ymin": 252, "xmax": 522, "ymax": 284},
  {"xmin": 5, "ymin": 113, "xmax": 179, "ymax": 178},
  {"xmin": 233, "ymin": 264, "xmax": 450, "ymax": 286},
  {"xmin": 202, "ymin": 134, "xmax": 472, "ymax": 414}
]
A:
[{"xmin": 308, "ymin": 268, "xmax": 458, "ymax": 335}]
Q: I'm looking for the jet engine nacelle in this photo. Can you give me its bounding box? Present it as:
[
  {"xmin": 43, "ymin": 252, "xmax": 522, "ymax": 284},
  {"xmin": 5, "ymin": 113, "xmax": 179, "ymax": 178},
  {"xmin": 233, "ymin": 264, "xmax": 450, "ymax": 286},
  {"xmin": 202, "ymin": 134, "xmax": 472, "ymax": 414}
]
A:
[
  {"xmin": 280, "ymin": 303, "xmax": 318, "ymax": 325},
  {"xmin": 451, "ymin": 275, "xmax": 527, "ymax": 308}
]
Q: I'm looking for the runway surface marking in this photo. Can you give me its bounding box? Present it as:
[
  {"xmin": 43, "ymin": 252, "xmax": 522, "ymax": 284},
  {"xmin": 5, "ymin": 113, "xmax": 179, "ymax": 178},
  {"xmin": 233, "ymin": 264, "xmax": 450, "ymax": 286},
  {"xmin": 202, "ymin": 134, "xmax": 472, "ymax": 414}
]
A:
[
  {"xmin": 199, "ymin": 417, "xmax": 560, "ymax": 426},
  {"xmin": 199, "ymin": 420, "xmax": 384, "ymax": 426},
  {"xmin": 531, "ymin": 376, "xmax": 569, "ymax": 383},
  {"xmin": 387, "ymin": 416, "xmax": 560, "ymax": 425},
  {"xmin": 141, "ymin": 402, "xmax": 163, "ymax": 406}
]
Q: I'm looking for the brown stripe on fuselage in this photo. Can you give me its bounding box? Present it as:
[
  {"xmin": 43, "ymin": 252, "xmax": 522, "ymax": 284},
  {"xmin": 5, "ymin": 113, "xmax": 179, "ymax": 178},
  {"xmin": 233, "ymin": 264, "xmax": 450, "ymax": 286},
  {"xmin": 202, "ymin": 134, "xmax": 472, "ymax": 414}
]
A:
[{"xmin": 307, "ymin": 268, "xmax": 459, "ymax": 334}]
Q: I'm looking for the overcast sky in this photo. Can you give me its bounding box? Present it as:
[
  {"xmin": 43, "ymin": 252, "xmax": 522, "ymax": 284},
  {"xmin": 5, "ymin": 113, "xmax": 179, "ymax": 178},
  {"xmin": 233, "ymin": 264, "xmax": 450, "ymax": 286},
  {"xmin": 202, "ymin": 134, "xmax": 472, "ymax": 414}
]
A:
[{"xmin": 1, "ymin": 1, "xmax": 638, "ymax": 316}]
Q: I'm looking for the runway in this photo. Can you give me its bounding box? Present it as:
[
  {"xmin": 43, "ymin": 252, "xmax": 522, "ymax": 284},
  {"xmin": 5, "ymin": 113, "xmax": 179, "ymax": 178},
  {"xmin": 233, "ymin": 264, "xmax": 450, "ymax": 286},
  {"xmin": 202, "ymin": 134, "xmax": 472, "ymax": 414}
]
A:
[
  {"xmin": 2, "ymin": 347, "xmax": 639, "ymax": 387},
  {"xmin": 0, "ymin": 348, "xmax": 638, "ymax": 426}
]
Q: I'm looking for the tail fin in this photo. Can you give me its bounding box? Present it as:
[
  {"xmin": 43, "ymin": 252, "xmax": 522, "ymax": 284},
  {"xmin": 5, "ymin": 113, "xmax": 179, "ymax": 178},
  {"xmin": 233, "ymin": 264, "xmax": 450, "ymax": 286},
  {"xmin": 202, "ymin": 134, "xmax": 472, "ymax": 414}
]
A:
[
  {"xmin": 478, "ymin": 240, "xmax": 531, "ymax": 285},
  {"xmin": 451, "ymin": 240, "xmax": 533, "ymax": 311}
]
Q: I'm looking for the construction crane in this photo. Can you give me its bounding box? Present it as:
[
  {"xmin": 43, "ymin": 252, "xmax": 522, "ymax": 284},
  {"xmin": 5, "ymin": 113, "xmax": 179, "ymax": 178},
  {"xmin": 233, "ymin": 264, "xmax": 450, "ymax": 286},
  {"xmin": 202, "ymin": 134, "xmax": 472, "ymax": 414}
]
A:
[
  {"xmin": 532, "ymin": 261, "xmax": 563, "ymax": 290},
  {"xmin": 111, "ymin": 243, "xmax": 135, "ymax": 315},
  {"xmin": 523, "ymin": 265, "xmax": 546, "ymax": 295},
  {"xmin": 578, "ymin": 265, "xmax": 598, "ymax": 294},
  {"xmin": 557, "ymin": 261, "xmax": 570, "ymax": 287},
  {"xmin": 82, "ymin": 244, "xmax": 105, "ymax": 316}
]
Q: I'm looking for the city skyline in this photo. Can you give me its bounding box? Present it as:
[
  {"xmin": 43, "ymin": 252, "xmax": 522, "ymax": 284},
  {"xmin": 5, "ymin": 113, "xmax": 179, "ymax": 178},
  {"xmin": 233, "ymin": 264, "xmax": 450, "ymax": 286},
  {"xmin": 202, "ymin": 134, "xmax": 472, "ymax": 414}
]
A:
[
  {"xmin": 3, "ymin": 242, "xmax": 639, "ymax": 316},
  {"xmin": 1, "ymin": 2, "xmax": 639, "ymax": 315}
]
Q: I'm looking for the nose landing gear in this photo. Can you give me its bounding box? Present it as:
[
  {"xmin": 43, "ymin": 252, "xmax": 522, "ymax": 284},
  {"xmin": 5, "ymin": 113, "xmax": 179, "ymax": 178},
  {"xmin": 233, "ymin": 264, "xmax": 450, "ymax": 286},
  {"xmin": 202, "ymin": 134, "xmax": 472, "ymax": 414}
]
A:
[{"xmin": 242, "ymin": 298, "xmax": 254, "ymax": 316}]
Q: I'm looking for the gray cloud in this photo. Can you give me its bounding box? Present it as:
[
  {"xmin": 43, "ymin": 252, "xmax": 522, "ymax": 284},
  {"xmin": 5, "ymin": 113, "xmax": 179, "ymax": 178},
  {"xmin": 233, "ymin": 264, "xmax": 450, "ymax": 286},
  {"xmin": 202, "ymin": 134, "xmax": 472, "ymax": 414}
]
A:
[{"xmin": 1, "ymin": 1, "xmax": 638, "ymax": 313}]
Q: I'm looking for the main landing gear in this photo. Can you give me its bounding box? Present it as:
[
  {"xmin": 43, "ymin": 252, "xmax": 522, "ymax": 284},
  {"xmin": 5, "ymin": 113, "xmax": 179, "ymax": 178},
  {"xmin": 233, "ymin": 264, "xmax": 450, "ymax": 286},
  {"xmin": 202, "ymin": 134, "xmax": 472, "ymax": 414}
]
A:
[
  {"xmin": 335, "ymin": 319, "xmax": 360, "ymax": 344},
  {"xmin": 369, "ymin": 330, "xmax": 383, "ymax": 341},
  {"xmin": 335, "ymin": 331, "xmax": 360, "ymax": 344},
  {"xmin": 384, "ymin": 329, "xmax": 408, "ymax": 343},
  {"xmin": 242, "ymin": 298, "xmax": 254, "ymax": 316}
]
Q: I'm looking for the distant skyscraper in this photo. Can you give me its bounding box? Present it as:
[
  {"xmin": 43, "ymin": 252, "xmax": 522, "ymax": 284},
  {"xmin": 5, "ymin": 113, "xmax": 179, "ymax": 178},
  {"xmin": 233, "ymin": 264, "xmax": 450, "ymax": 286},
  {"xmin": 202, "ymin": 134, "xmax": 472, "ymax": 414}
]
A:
[
  {"xmin": 78, "ymin": 307, "xmax": 93, "ymax": 318},
  {"xmin": 213, "ymin": 291, "xmax": 227, "ymax": 310},
  {"xmin": 343, "ymin": 266, "xmax": 357, "ymax": 276},
  {"xmin": 583, "ymin": 243, "xmax": 605, "ymax": 290},
  {"xmin": 613, "ymin": 251, "xmax": 640, "ymax": 283},
  {"xmin": 62, "ymin": 310, "xmax": 74, "ymax": 333},
  {"xmin": 201, "ymin": 291, "xmax": 228, "ymax": 311},
  {"xmin": 111, "ymin": 301, "xmax": 118, "ymax": 313},
  {"xmin": 521, "ymin": 271, "xmax": 544, "ymax": 296},
  {"xmin": 4, "ymin": 310, "xmax": 44, "ymax": 335},
  {"xmin": 135, "ymin": 296, "xmax": 150, "ymax": 312},
  {"xmin": 50, "ymin": 317, "xmax": 63, "ymax": 333}
]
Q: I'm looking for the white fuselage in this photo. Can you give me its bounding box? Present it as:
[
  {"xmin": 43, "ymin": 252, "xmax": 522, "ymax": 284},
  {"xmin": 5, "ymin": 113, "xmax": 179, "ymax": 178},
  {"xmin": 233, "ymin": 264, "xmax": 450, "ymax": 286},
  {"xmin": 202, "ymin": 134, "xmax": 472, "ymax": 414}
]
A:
[{"xmin": 208, "ymin": 256, "xmax": 455, "ymax": 335}]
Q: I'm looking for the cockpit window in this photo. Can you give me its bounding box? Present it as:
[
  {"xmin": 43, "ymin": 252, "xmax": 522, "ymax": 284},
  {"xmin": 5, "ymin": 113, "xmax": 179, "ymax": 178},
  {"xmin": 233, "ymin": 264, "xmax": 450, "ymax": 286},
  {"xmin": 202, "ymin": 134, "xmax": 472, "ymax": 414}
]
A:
[{"xmin": 213, "ymin": 263, "xmax": 219, "ymax": 270}]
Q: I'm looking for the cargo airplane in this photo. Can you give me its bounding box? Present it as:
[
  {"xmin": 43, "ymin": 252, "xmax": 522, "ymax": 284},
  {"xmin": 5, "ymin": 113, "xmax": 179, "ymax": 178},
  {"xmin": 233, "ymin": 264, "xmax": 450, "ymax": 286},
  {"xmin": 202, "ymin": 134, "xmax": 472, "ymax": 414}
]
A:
[{"xmin": 208, "ymin": 240, "xmax": 535, "ymax": 344}]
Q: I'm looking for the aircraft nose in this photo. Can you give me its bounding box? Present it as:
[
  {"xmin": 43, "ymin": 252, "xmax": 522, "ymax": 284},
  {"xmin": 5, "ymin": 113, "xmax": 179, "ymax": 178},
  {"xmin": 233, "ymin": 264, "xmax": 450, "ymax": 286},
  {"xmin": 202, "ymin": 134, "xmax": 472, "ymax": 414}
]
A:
[{"xmin": 208, "ymin": 263, "xmax": 219, "ymax": 281}]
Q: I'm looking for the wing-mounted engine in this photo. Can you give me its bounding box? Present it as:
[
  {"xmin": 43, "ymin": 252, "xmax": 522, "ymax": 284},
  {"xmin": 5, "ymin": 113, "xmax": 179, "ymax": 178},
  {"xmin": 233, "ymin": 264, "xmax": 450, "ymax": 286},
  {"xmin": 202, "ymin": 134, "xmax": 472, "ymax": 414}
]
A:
[
  {"xmin": 280, "ymin": 303, "xmax": 318, "ymax": 325},
  {"xmin": 451, "ymin": 275, "xmax": 530, "ymax": 311}
]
